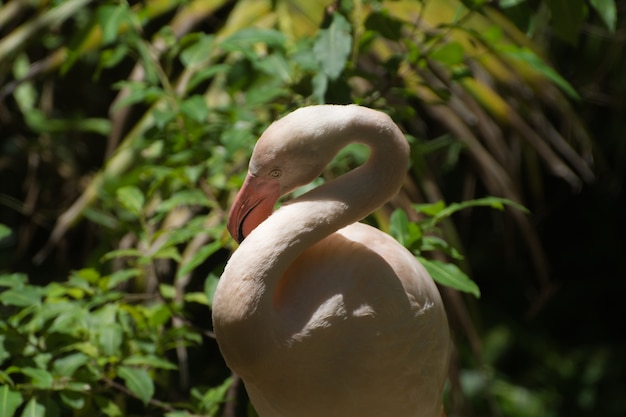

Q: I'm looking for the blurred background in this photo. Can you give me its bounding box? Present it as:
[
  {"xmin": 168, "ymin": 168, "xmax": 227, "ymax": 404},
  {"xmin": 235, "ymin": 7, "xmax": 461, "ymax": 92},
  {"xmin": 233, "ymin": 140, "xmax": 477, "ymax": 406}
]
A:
[{"xmin": 0, "ymin": 0, "xmax": 624, "ymax": 416}]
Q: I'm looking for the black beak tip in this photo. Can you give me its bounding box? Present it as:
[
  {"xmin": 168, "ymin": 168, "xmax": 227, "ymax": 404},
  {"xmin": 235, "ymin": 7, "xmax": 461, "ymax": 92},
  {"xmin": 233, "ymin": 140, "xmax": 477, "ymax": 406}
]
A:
[{"xmin": 236, "ymin": 224, "xmax": 246, "ymax": 244}]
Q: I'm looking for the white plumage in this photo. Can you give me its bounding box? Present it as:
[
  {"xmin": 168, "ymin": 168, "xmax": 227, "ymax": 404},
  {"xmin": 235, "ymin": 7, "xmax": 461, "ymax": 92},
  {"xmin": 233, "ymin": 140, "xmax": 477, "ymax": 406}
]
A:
[{"xmin": 212, "ymin": 105, "xmax": 450, "ymax": 417}]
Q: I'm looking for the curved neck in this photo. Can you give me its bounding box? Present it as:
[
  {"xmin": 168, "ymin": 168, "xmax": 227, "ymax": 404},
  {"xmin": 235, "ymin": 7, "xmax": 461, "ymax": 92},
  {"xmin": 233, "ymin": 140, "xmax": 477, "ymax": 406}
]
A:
[{"xmin": 214, "ymin": 108, "xmax": 409, "ymax": 369}]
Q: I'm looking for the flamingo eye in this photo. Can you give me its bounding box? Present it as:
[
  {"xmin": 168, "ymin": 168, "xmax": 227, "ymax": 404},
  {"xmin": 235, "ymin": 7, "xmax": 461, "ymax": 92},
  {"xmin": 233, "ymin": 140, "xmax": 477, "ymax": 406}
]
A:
[{"xmin": 269, "ymin": 169, "xmax": 282, "ymax": 179}]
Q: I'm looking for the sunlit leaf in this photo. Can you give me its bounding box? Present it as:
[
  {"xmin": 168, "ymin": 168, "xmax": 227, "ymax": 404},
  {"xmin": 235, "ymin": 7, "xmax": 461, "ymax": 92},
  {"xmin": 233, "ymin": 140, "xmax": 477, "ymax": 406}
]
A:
[
  {"xmin": 204, "ymin": 274, "xmax": 220, "ymax": 308},
  {"xmin": 499, "ymin": 0, "xmax": 526, "ymax": 7},
  {"xmin": 589, "ymin": 0, "xmax": 616, "ymax": 31},
  {"xmin": 0, "ymin": 286, "xmax": 42, "ymax": 307},
  {"xmin": 155, "ymin": 190, "xmax": 212, "ymax": 213},
  {"xmin": 0, "ymin": 273, "xmax": 27, "ymax": 289},
  {"xmin": 180, "ymin": 34, "xmax": 215, "ymax": 68},
  {"xmin": 0, "ymin": 224, "xmax": 11, "ymax": 240},
  {"xmin": 184, "ymin": 292, "xmax": 209, "ymax": 306},
  {"xmin": 21, "ymin": 368, "xmax": 54, "ymax": 389},
  {"xmin": 117, "ymin": 367, "xmax": 154, "ymax": 405},
  {"xmin": 390, "ymin": 209, "xmax": 410, "ymax": 246},
  {"xmin": 0, "ymin": 385, "xmax": 23, "ymax": 417},
  {"xmin": 430, "ymin": 42, "xmax": 465, "ymax": 65},
  {"xmin": 122, "ymin": 355, "xmax": 177, "ymax": 370},
  {"xmin": 100, "ymin": 249, "xmax": 143, "ymax": 262},
  {"xmin": 419, "ymin": 258, "xmax": 480, "ymax": 297},
  {"xmin": 412, "ymin": 200, "xmax": 446, "ymax": 217},
  {"xmin": 60, "ymin": 390, "xmax": 85, "ymax": 410},
  {"xmin": 220, "ymin": 28, "xmax": 286, "ymax": 52},
  {"xmin": 502, "ymin": 46, "xmax": 580, "ymax": 99},
  {"xmin": 180, "ymin": 95, "xmax": 209, "ymax": 123},
  {"xmin": 314, "ymin": 13, "xmax": 352, "ymax": 80},
  {"xmin": 158, "ymin": 284, "xmax": 176, "ymax": 300},
  {"xmin": 97, "ymin": 324, "xmax": 123, "ymax": 356},
  {"xmin": 19, "ymin": 397, "xmax": 45, "ymax": 417},
  {"xmin": 152, "ymin": 246, "xmax": 181, "ymax": 262},
  {"xmin": 97, "ymin": 3, "xmax": 132, "ymax": 45},
  {"xmin": 432, "ymin": 196, "xmax": 529, "ymax": 225},
  {"xmin": 94, "ymin": 396, "xmax": 123, "ymax": 417},
  {"xmin": 196, "ymin": 377, "xmax": 232, "ymax": 414},
  {"xmin": 104, "ymin": 269, "xmax": 141, "ymax": 290},
  {"xmin": 112, "ymin": 82, "xmax": 165, "ymax": 110},
  {"xmin": 53, "ymin": 353, "xmax": 89, "ymax": 377},
  {"xmin": 116, "ymin": 186, "xmax": 145, "ymax": 216}
]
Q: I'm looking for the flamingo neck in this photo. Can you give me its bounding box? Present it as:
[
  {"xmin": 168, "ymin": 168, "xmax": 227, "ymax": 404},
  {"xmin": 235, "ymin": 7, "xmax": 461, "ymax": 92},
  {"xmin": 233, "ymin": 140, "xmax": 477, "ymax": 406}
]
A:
[{"xmin": 213, "ymin": 107, "xmax": 409, "ymax": 373}]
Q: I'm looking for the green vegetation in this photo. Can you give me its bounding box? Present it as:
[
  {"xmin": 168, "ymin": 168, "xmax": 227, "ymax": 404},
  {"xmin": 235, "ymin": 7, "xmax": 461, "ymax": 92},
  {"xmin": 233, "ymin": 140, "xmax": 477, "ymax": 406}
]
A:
[{"xmin": 1, "ymin": 0, "xmax": 624, "ymax": 416}]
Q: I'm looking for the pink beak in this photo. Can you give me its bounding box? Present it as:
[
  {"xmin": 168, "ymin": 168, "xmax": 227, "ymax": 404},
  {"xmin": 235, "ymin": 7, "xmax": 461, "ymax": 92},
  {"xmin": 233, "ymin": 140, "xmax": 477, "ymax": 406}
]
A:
[{"xmin": 227, "ymin": 173, "xmax": 281, "ymax": 243}]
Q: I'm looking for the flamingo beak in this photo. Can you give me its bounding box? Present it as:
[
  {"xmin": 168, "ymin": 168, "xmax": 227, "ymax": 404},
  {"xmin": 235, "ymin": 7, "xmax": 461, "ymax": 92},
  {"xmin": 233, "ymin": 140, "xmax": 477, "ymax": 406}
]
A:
[{"xmin": 227, "ymin": 173, "xmax": 280, "ymax": 243}]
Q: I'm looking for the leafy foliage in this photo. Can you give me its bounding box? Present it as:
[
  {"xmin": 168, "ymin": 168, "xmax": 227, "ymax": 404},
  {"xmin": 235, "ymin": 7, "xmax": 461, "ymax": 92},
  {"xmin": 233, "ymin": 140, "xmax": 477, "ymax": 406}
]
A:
[
  {"xmin": 0, "ymin": 270, "xmax": 222, "ymax": 416},
  {"xmin": 0, "ymin": 0, "xmax": 622, "ymax": 416}
]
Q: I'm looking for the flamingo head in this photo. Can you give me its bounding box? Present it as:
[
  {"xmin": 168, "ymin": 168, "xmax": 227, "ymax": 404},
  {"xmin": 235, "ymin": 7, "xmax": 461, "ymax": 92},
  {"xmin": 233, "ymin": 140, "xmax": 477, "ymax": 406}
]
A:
[{"xmin": 227, "ymin": 107, "xmax": 353, "ymax": 242}]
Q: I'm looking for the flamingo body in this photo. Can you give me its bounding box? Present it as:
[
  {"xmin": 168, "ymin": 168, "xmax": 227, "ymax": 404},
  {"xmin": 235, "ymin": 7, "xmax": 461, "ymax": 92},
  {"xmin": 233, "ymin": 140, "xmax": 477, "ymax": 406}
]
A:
[{"xmin": 212, "ymin": 105, "xmax": 450, "ymax": 417}]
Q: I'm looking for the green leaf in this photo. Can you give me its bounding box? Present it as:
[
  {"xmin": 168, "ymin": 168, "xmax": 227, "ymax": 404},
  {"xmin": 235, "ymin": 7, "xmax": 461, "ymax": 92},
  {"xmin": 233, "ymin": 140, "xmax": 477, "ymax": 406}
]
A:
[
  {"xmin": 590, "ymin": 0, "xmax": 616, "ymax": 31},
  {"xmin": 48, "ymin": 306, "xmax": 89, "ymax": 337},
  {"xmin": 184, "ymin": 292, "xmax": 209, "ymax": 306},
  {"xmin": 98, "ymin": 44, "xmax": 129, "ymax": 71},
  {"xmin": 21, "ymin": 367, "xmax": 54, "ymax": 389},
  {"xmin": 502, "ymin": 47, "xmax": 580, "ymax": 99},
  {"xmin": 220, "ymin": 28, "xmax": 286, "ymax": 52},
  {"xmin": 180, "ymin": 34, "xmax": 215, "ymax": 68},
  {"xmin": 419, "ymin": 258, "xmax": 480, "ymax": 297},
  {"xmin": 389, "ymin": 209, "xmax": 410, "ymax": 246},
  {"xmin": 245, "ymin": 83, "xmax": 289, "ymax": 107},
  {"xmin": 421, "ymin": 236, "xmax": 464, "ymax": 260},
  {"xmin": 0, "ymin": 335, "xmax": 10, "ymax": 367},
  {"xmin": 188, "ymin": 64, "xmax": 230, "ymax": 92},
  {"xmin": 0, "ymin": 286, "xmax": 42, "ymax": 307},
  {"xmin": 177, "ymin": 241, "xmax": 222, "ymax": 279},
  {"xmin": 158, "ymin": 284, "xmax": 176, "ymax": 300},
  {"xmin": 100, "ymin": 248, "xmax": 143, "ymax": 262},
  {"xmin": 112, "ymin": 82, "xmax": 165, "ymax": 110},
  {"xmin": 97, "ymin": 3, "xmax": 131, "ymax": 45},
  {"xmin": 255, "ymin": 54, "xmax": 292, "ymax": 82},
  {"xmin": 0, "ymin": 224, "xmax": 11, "ymax": 240},
  {"xmin": 60, "ymin": 390, "xmax": 85, "ymax": 410},
  {"xmin": 122, "ymin": 355, "xmax": 177, "ymax": 370},
  {"xmin": 432, "ymin": 196, "xmax": 529, "ymax": 225},
  {"xmin": 195, "ymin": 377, "xmax": 232, "ymax": 414},
  {"xmin": 94, "ymin": 396, "xmax": 123, "ymax": 417},
  {"xmin": 165, "ymin": 412, "xmax": 189, "ymax": 417},
  {"xmin": 180, "ymin": 95, "xmax": 209, "ymax": 123},
  {"xmin": 104, "ymin": 269, "xmax": 141, "ymax": 290},
  {"xmin": 116, "ymin": 186, "xmax": 145, "ymax": 216},
  {"xmin": 499, "ymin": 0, "xmax": 526, "ymax": 7},
  {"xmin": 204, "ymin": 274, "xmax": 220, "ymax": 308},
  {"xmin": 117, "ymin": 367, "xmax": 154, "ymax": 405},
  {"xmin": 412, "ymin": 200, "xmax": 446, "ymax": 217},
  {"xmin": 0, "ymin": 273, "xmax": 27, "ymax": 288},
  {"xmin": 72, "ymin": 268, "xmax": 101, "ymax": 284},
  {"xmin": 153, "ymin": 246, "xmax": 181, "ymax": 262},
  {"xmin": 19, "ymin": 397, "xmax": 45, "ymax": 417},
  {"xmin": 314, "ymin": 13, "xmax": 352, "ymax": 80},
  {"xmin": 53, "ymin": 353, "xmax": 89, "ymax": 377},
  {"xmin": 430, "ymin": 42, "xmax": 465, "ymax": 66},
  {"xmin": 156, "ymin": 189, "xmax": 212, "ymax": 213},
  {"xmin": 97, "ymin": 324, "xmax": 123, "ymax": 356},
  {"xmin": 0, "ymin": 385, "xmax": 23, "ymax": 417},
  {"xmin": 312, "ymin": 72, "xmax": 329, "ymax": 103}
]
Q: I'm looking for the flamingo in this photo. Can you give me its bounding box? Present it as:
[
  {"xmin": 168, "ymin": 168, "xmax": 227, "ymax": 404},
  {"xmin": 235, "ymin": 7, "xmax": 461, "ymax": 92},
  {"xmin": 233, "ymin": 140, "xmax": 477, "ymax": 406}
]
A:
[{"xmin": 212, "ymin": 105, "xmax": 450, "ymax": 417}]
